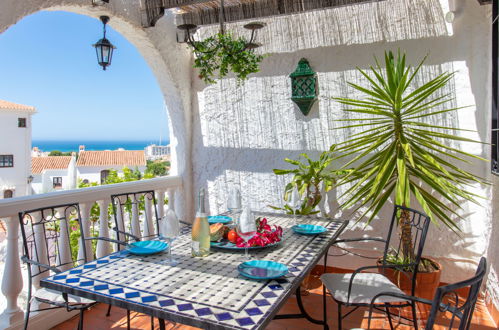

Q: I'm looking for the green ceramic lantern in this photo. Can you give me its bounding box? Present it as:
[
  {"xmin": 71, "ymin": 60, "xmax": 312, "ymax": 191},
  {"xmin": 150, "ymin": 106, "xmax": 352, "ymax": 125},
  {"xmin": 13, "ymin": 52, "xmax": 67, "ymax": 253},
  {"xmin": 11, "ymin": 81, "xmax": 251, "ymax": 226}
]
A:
[{"xmin": 290, "ymin": 58, "xmax": 318, "ymax": 116}]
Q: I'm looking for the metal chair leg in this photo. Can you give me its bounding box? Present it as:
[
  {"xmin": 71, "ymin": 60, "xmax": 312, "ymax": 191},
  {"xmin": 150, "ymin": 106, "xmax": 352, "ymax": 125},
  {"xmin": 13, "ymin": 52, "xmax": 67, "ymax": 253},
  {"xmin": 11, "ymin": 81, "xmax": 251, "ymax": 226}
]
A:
[
  {"xmin": 127, "ymin": 310, "xmax": 131, "ymax": 330},
  {"xmin": 412, "ymin": 301, "xmax": 419, "ymax": 329},
  {"xmin": 23, "ymin": 300, "xmax": 31, "ymax": 330},
  {"xmin": 151, "ymin": 316, "xmax": 154, "ymax": 330},
  {"xmin": 385, "ymin": 306, "xmax": 394, "ymax": 330},
  {"xmin": 106, "ymin": 304, "xmax": 112, "ymax": 316},
  {"xmin": 159, "ymin": 318, "xmax": 166, "ymax": 330},
  {"xmin": 77, "ymin": 309, "xmax": 84, "ymax": 330},
  {"xmin": 337, "ymin": 303, "xmax": 342, "ymax": 330},
  {"xmin": 322, "ymin": 284, "xmax": 328, "ymax": 330}
]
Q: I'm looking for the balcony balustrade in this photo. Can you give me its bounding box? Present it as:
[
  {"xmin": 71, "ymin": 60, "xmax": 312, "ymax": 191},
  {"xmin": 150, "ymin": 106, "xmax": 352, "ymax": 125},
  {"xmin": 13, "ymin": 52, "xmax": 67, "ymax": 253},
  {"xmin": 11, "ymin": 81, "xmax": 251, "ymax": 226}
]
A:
[{"xmin": 0, "ymin": 176, "xmax": 182, "ymax": 329}]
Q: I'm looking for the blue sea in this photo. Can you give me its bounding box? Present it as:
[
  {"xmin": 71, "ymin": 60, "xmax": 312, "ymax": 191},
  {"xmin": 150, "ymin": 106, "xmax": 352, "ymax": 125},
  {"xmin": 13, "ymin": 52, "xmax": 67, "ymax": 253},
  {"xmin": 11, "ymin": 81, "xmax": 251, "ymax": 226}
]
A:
[{"xmin": 32, "ymin": 140, "xmax": 169, "ymax": 152}]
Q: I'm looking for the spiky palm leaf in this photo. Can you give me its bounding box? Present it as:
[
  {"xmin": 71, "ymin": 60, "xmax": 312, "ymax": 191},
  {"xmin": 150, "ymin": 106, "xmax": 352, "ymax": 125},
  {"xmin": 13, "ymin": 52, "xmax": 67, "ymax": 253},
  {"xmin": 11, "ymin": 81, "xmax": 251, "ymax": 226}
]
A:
[{"xmin": 335, "ymin": 51, "xmax": 486, "ymax": 238}]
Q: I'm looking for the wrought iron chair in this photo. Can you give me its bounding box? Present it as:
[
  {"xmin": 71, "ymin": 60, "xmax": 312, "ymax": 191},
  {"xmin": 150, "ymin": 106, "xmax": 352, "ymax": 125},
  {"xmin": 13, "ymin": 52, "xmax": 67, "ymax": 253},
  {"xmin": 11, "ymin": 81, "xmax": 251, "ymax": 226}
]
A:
[
  {"xmin": 19, "ymin": 203, "xmax": 97, "ymax": 330},
  {"xmin": 320, "ymin": 205, "xmax": 431, "ymax": 330},
  {"xmin": 107, "ymin": 190, "xmax": 161, "ymax": 329},
  {"xmin": 110, "ymin": 190, "xmax": 160, "ymax": 250},
  {"xmin": 367, "ymin": 257, "xmax": 487, "ymax": 329}
]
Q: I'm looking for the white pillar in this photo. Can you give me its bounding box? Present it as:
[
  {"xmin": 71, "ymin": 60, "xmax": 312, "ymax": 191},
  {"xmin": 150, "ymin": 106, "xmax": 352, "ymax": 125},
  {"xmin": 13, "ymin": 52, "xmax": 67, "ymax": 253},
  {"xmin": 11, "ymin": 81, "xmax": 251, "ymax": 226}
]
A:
[
  {"xmin": 0, "ymin": 217, "xmax": 24, "ymax": 328},
  {"xmin": 78, "ymin": 203, "xmax": 94, "ymax": 262},
  {"xmin": 143, "ymin": 194, "xmax": 154, "ymax": 238},
  {"xmin": 56, "ymin": 207, "xmax": 72, "ymax": 272},
  {"xmin": 156, "ymin": 190, "xmax": 165, "ymax": 236},
  {"xmin": 131, "ymin": 195, "xmax": 141, "ymax": 240},
  {"xmin": 31, "ymin": 212, "xmax": 48, "ymax": 290},
  {"xmin": 96, "ymin": 199, "xmax": 112, "ymax": 258}
]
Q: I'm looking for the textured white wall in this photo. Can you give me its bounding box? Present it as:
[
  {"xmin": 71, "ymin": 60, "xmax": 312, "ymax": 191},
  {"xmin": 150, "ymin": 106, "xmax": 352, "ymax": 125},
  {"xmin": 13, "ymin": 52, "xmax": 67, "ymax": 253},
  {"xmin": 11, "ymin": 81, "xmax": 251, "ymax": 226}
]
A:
[
  {"xmin": 0, "ymin": 110, "xmax": 33, "ymax": 198},
  {"xmin": 191, "ymin": 0, "xmax": 495, "ymax": 290}
]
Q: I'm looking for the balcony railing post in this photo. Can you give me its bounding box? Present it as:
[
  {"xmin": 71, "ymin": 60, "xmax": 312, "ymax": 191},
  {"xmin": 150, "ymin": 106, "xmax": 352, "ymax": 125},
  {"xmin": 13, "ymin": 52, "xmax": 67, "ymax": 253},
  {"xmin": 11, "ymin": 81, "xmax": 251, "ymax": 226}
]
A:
[
  {"xmin": 78, "ymin": 203, "xmax": 94, "ymax": 262},
  {"xmin": 57, "ymin": 207, "xmax": 72, "ymax": 272},
  {"xmin": 143, "ymin": 194, "xmax": 155, "ymax": 237},
  {"xmin": 156, "ymin": 190, "xmax": 165, "ymax": 235},
  {"xmin": 131, "ymin": 195, "xmax": 141, "ymax": 240},
  {"xmin": 0, "ymin": 217, "xmax": 24, "ymax": 328},
  {"xmin": 96, "ymin": 199, "xmax": 112, "ymax": 258}
]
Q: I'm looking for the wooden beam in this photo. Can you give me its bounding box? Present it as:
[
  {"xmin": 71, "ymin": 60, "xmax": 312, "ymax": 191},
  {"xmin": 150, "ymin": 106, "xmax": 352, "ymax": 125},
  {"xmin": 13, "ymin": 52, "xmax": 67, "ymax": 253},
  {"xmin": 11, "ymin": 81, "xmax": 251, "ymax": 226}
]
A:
[
  {"xmin": 162, "ymin": 0, "xmax": 214, "ymax": 9},
  {"xmin": 176, "ymin": 0, "xmax": 378, "ymax": 27},
  {"xmin": 477, "ymin": 0, "xmax": 492, "ymax": 5}
]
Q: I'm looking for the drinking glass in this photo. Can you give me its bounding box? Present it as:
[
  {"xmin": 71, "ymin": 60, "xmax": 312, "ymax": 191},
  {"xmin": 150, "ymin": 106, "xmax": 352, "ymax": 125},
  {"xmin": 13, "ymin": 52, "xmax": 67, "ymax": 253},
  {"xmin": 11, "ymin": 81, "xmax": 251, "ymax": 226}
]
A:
[
  {"xmin": 236, "ymin": 206, "xmax": 257, "ymax": 260},
  {"xmin": 161, "ymin": 210, "xmax": 180, "ymax": 265},
  {"xmin": 290, "ymin": 186, "xmax": 301, "ymax": 225},
  {"xmin": 227, "ymin": 187, "xmax": 242, "ymax": 217}
]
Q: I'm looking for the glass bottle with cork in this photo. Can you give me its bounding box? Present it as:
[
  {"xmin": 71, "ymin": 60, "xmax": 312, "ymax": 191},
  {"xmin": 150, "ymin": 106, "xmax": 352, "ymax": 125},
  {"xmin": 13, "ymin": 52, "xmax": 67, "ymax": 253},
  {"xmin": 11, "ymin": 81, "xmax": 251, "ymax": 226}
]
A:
[{"xmin": 191, "ymin": 188, "xmax": 210, "ymax": 257}]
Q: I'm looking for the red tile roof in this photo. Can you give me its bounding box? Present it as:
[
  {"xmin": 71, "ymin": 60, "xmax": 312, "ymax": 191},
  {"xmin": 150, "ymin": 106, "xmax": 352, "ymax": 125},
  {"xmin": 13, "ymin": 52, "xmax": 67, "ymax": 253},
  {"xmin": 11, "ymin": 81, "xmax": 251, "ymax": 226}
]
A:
[
  {"xmin": 31, "ymin": 156, "xmax": 72, "ymax": 174},
  {"xmin": 0, "ymin": 100, "xmax": 36, "ymax": 113},
  {"xmin": 76, "ymin": 150, "xmax": 146, "ymax": 167}
]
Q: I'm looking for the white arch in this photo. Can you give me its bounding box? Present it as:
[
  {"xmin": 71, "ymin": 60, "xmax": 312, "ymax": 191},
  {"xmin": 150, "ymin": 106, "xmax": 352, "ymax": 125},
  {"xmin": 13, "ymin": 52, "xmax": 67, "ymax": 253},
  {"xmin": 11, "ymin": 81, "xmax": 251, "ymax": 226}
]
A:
[{"xmin": 0, "ymin": 0, "xmax": 195, "ymax": 220}]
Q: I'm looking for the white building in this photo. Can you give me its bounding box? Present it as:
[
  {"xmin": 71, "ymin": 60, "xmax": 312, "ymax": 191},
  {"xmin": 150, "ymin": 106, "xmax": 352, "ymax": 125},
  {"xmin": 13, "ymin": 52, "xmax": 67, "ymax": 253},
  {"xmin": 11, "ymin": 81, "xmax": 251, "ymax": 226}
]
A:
[
  {"xmin": 76, "ymin": 149, "xmax": 147, "ymax": 184},
  {"xmin": 0, "ymin": 99, "xmax": 36, "ymax": 199},
  {"xmin": 30, "ymin": 155, "xmax": 77, "ymax": 194},
  {"xmin": 144, "ymin": 144, "xmax": 170, "ymax": 160}
]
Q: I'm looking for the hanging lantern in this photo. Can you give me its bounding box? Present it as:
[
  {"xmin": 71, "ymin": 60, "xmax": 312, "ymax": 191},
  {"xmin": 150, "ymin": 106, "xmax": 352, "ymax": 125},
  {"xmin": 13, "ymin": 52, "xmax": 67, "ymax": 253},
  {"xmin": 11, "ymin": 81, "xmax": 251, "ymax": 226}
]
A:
[
  {"xmin": 290, "ymin": 58, "xmax": 318, "ymax": 116},
  {"xmin": 93, "ymin": 16, "xmax": 116, "ymax": 71}
]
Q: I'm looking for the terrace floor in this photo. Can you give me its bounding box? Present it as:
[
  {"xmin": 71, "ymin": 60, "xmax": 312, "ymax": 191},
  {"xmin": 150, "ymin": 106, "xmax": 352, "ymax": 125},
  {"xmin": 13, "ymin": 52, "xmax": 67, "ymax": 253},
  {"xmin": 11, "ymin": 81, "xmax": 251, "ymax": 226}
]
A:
[{"xmin": 53, "ymin": 269, "xmax": 497, "ymax": 330}]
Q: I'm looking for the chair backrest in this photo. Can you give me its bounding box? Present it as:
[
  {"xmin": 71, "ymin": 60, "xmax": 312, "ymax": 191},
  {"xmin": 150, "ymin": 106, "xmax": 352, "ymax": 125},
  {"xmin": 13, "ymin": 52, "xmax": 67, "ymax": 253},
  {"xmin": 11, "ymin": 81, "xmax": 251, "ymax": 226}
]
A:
[
  {"xmin": 379, "ymin": 205, "xmax": 431, "ymax": 296},
  {"xmin": 19, "ymin": 203, "xmax": 87, "ymax": 279},
  {"xmin": 425, "ymin": 257, "xmax": 487, "ymax": 330},
  {"xmin": 111, "ymin": 190, "xmax": 160, "ymax": 248}
]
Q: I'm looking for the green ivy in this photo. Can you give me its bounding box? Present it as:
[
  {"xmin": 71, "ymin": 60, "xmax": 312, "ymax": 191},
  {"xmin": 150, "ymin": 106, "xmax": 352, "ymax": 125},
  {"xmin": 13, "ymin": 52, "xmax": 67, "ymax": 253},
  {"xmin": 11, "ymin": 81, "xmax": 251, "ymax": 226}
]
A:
[{"xmin": 192, "ymin": 32, "xmax": 265, "ymax": 84}]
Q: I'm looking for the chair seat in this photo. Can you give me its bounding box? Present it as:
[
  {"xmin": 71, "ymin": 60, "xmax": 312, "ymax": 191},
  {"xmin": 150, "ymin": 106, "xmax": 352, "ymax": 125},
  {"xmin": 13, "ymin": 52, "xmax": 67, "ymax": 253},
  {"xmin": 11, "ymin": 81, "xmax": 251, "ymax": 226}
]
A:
[
  {"xmin": 321, "ymin": 272, "xmax": 407, "ymax": 305},
  {"xmin": 34, "ymin": 287, "xmax": 94, "ymax": 306}
]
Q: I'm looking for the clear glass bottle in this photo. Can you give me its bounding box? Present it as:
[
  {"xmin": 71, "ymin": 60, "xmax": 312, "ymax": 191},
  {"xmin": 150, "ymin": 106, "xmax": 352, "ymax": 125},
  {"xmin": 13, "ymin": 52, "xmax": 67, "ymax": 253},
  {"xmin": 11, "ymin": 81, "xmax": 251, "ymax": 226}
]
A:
[{"xmin": 191, "ymin": 188, "xmax": 210, "ymax": 257}]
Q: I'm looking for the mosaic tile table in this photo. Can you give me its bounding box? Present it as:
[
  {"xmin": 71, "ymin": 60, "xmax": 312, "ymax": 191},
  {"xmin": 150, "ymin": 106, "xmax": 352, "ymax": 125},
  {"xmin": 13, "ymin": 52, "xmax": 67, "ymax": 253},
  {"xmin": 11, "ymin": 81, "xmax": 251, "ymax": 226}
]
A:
[{"xmin": 41, "ymin": 212, "xmax": 348, "ymax": 330}]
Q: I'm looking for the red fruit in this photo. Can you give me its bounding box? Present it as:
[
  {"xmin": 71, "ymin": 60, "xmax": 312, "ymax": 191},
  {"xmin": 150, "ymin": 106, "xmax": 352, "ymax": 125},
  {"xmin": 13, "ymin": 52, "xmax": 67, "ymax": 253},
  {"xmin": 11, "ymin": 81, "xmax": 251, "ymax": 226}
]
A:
[{"xmin": 228, "ymin": 230, "xmax": 238, "ymax": 243}]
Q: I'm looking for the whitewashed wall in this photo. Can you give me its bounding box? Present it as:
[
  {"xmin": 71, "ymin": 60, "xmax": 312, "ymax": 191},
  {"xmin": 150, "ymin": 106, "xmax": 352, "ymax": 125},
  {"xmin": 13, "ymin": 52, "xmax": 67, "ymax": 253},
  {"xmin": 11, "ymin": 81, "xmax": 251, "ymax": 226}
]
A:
[
  {"xmin": 0, "ymin": 110, "xmax": 34, "ymax": 198},
  {"xmin": 191, "ymin": 0, "xmax": 495, "ymax": 290},
  {"xmin": 0, "ymin": 0, "xmax": 498, "ymax": 318}
]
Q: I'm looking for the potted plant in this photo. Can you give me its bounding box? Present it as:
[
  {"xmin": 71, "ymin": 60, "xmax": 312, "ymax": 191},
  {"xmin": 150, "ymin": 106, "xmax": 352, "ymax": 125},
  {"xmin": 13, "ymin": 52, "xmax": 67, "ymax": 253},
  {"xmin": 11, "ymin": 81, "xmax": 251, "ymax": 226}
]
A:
[
  {"xmin": 272, "ymin": 145, "xmax": 348, "ymax": 216},
  {"xmin": 192, "ymin": 31, "xmax": 264, "ymax": 84},
  {"xmin": 334, "ymin": 50, "xmax": 485, "ymax": 305}
]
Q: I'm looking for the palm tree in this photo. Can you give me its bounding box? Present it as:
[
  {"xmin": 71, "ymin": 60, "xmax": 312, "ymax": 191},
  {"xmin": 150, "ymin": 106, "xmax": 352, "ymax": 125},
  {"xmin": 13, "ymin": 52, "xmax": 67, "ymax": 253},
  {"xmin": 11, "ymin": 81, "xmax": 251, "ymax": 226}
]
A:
[{"xmin": 335, "ymin": 50, "xmax": 485, "ymax": 263}]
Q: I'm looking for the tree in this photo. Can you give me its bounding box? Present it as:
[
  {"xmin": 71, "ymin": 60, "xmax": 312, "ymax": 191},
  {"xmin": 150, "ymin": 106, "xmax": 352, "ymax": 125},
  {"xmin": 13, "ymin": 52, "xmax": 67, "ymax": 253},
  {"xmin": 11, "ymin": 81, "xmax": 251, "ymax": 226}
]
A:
[
  {"xmin": 49, "ymin": 150, "xmax": 72, "ymax": 156},
  {"xmin": 145, "ymin": 160, "xmax": 169, "ymax": 177}
]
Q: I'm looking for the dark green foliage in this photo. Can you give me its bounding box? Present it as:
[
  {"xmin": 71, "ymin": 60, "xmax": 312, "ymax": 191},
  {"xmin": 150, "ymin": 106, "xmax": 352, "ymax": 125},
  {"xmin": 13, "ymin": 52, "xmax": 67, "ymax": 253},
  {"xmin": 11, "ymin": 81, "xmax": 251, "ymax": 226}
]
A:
[{"xmin": 192, "ymin": 32, "xmax": 265, "ymax": 84}]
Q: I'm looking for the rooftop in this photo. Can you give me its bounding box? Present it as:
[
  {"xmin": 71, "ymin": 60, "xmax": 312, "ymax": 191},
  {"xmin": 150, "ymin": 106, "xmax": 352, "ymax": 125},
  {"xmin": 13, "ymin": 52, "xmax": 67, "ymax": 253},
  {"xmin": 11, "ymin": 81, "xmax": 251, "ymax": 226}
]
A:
[
  {"xmin": 76, "ymin": 150, "xmax": 146, "ymax": 167},
  {"xmin": 31, "ymin": 156, "xmax": 72, "ymax": 174},
  {"xmin": 0, "ymin": 99, "xmax": 36, "ymax": 113}
]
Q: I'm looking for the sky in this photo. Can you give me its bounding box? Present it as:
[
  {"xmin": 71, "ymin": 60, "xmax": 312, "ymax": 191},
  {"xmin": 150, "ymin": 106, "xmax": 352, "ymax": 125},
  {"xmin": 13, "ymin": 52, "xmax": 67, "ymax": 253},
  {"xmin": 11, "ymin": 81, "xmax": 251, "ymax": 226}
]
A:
[{"xmin": 0, "ymin": 11, "xmax": 168, "ymax": 141}]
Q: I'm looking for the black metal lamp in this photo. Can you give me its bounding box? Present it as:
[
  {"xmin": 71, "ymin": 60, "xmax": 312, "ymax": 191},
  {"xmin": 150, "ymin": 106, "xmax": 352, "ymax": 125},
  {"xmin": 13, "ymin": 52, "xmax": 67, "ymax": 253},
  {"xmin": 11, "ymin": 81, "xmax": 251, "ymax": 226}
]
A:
[{"xmin": 93, "ymin": 16, "xmax": 116, "ymax": 71}]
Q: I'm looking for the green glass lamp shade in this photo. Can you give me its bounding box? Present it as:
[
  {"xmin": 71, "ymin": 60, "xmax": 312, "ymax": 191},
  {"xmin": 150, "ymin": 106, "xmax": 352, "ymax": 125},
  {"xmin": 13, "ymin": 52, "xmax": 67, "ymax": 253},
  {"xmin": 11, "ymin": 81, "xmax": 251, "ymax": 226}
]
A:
[{"xmin": 290, "ymin": 58, "xmax": 318, "ymax": 116}]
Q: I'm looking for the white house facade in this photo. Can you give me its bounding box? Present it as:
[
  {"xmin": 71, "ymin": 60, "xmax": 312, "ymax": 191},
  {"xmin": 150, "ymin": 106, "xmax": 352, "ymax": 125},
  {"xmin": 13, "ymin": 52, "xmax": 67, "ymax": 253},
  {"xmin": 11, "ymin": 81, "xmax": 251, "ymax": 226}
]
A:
[
  {"xmin": 0, "ymin": 100, "xmax": 36, "ymax": 199},
  {"xmin": 76, "ymin": 150, "xmax": 147, "ymax": 184},
  {"xmin": 30, "ymin": 155, "xmax": 77, "ymax": 194},
  {"xmin": 144, "ymin": 144, "xmax": 170, "ymax": 160}
]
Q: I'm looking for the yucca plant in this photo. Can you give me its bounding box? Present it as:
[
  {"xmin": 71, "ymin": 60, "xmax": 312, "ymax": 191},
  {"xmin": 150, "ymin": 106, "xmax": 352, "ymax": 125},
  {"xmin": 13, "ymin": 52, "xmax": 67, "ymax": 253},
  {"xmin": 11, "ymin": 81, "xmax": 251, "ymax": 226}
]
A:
[
  {"xmin": 335, "ymin": 50, "xmax": 485, "ymax": 264},
  {"xmin": 272, "ymin": 145, "xmax": 348, "ymax": 216}
]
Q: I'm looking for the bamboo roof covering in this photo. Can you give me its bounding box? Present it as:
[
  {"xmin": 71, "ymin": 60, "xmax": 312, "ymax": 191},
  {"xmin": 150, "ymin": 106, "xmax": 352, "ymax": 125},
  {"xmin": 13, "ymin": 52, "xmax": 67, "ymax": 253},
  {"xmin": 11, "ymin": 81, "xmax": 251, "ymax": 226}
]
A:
[{"xmin": 141, "ymin": 0, "xmax": 381, "ymax": 27}]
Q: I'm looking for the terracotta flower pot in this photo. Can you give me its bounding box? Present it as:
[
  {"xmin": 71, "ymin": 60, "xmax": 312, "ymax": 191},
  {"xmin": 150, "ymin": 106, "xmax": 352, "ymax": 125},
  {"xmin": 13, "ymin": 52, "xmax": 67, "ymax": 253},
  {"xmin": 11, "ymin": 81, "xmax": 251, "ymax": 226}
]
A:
[{"xmin": 377, "ymin": 257, "xmax": 442, "ymax": 319}]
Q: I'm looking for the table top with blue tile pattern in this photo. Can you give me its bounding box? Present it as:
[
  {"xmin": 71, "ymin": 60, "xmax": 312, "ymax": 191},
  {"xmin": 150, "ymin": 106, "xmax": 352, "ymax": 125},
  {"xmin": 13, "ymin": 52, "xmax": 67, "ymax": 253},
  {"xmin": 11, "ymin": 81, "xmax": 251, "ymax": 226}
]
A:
[{"xmin": 41, "ymin": 212, "xmax": 348, "ymax": 330}]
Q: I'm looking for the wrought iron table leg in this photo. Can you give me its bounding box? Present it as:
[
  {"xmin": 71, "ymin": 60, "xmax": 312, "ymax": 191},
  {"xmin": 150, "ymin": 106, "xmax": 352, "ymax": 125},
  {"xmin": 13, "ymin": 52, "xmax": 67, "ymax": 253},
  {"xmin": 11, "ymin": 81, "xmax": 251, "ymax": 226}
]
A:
[
  {"xmin": 274, "ymin": 287, "xmax": 329, "ymax": 329},
  {"xmin": 159, "ymin": 318, "xmax": 165, "ymax": 330}
]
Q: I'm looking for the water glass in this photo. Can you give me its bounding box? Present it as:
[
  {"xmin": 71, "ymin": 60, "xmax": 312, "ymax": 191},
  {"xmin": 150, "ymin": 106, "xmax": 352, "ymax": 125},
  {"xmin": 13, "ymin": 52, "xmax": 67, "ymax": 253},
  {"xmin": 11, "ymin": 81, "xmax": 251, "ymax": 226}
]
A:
[
  {"xmin": 161, "ymin": 210, "xmax": 180, "ymax": 265},
  {"xmin": 236, "ymin": 206, "xmax": 257, "ymax": 260},
  {"xmin": 227, "ymin": 187, "xmax": 242, "ymax": 216}
]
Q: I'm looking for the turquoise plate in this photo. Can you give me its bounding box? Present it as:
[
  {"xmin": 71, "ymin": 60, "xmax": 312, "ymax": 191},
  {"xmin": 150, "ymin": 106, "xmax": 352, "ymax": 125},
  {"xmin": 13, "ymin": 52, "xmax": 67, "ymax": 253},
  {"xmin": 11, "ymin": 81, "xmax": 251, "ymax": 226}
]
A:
[
  {"xmin": 127, "ymin": 240, "xmax": 168, "ymax": 255},
  {"xmin": 238, "ymin": 260, "xmax": 288, "ymax": 280},
  {"xmin": 292, "ymin": 224, "xmax": 327, "ymax": 235},
  {"xmin": 207, "ymin": 215, "xmax": 232, "ymax": 224},
  {"xmin": 211, "ymin": 239, "xmax": 281, "ymax": 250}
]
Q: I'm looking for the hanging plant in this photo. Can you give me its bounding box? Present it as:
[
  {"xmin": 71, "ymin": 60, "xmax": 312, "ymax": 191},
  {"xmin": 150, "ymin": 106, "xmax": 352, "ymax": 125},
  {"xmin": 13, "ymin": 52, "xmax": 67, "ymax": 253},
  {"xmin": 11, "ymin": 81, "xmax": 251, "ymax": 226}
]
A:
[{"xmin": 192, "ymin": 31, "xmax": 264, "ymax": 84}]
